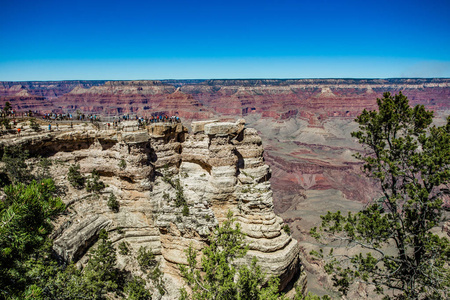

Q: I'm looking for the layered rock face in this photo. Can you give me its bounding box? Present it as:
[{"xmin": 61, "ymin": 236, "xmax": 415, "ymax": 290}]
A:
[
  {"xmin": 152, "ymin": 120, "xmax": 302, "ymax": 290},
  {"xmin": 2, "ymin": 78, "xmax": 449, "ymax": 233},
  {"xmin": 3, "ymin": 79, "xmax": 448, "ymax": 202},
  {"xmin": 2, "ymin": 79, "xmax": 449, "ymax": 201},
  {"xmin": 0, "ymin": 120, "xmax": 304, "ymax": 298},
  {"xmin": 2, "ymin": 79, "xmax": 449, "ymax": 117}
]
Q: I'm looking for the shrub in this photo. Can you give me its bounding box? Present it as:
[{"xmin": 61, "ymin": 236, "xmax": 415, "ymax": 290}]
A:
[
  {"xmin": 29, "ymin": 118, "xmax": 40, "ymax": 132},
  {"xmin": 241, "ymin": 187, "xmax": 250, "ymax": 193},
  {"xmin": 118, "ymin": 241, "xmax": 130, "ymax": 255},
  {"xmin": 107, "ymin": 193, "xmax": 119, "ymax": 212},
  {"xmin": 86, "ymin": 169, "xmax": 105, "ymax": 192},
  {"xmin": 1, "ymin": 102, "xmax": 11, "ymax": 130},
  {"xmin": 162, "ymin": 192, "xmax": 170, "ymax": 201},
  {"xmin": 0, "ymin": 179, "xmax": 65, "ymax": 298},
  {"xmin": 282, "ymin": 224, "xmax": 291, "ymax": 235},
  {"xmin": 0, "ymin": 117, "xmax": 10, "ymax": 130},
  {"xmin": 118, "ymin": 159, "xmax": 126, "ymax": 170},
  {"xmin": 2, "ymin": 146, "xmax": 33, "ymax": 185},
  {"xmin": 173, "ymin": 179, "xmax": 185, "ymax": 207},
  {"xmin": 36, "ymin": 157, "xmax": 52, "ymax": 181},
  {"xmin": 148, "ymin": 262, "xmax": 165, "ymax": 296},
  {"xmin": 124, "ymin": 277, "xmax": 151, "ymax": 300},
  {"xmin": 179, "ymin": 211, "xmax": 286, "ymax": 300},
  {"xmin": 67, "ymin": 164, "xmax": 85, "ymax": 189},
  {"xmin": 182, "ymin": 204, "xmax": 189, "ymax": 216},
  {"xmin": 137, "ymin": 246, "xmax": 156, "ymax": 270},
  {"xmin": 135, "ymin": 246, "xmax": 166, "ymax": 296}
]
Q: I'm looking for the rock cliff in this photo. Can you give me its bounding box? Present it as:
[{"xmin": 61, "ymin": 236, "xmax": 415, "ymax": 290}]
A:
[
  {"xmin": 0, "ymin": 120, "xmax": 305, "ymax": 298},
  {"xmin": 2, "ymin": 79, "xmax": 448, "ymax": 207},
  {"xmin": 2, "ymin": 79, "xmax": 449, "ymax": 118},
  {"xmin": 0, "ymin": 78, "xmax": 450, "ymax": 205}
]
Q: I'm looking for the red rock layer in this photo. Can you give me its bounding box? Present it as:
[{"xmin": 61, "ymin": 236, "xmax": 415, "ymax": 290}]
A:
[
  {"xmin": 1, "ymin": 79, "xmax": 448, "ymax": 206},
  {"xmin": 1, "ymin": 79, "xmax": 449, "ymax": 120}
]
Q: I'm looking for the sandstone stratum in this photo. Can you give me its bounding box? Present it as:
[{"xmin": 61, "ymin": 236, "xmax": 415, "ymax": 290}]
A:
[
  {"xmin": 2, "ymin": 79, "xmax": 449, "ymax": 210},
  {"xmin": 0, "ymin": 120, "xmax": 306, "ymax": 299},
  {"xmin": 1, "ymin": 79, "xmax": 449, "ymax": 118}
]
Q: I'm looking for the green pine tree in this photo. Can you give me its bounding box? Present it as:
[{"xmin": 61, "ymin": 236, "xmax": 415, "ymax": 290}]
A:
[
  {"xmin": 0, "ymin": 179, "xmax": 65, "ymax": 298},
  {"xmin": 179, "ymin": 211, "xmax": 291, "ymax": 300},
  {"xmin": 311, "ymin": 92, "xmax": 450, "ymax": 299}
]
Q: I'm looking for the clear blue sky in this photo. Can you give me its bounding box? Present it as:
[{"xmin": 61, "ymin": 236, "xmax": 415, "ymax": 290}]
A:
[{"xmin": 1, "ymin": 0, "xmax": 449, "ymax": 80}]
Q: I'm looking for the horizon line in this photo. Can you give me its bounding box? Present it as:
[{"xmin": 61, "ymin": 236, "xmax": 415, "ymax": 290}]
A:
[{"xmin": 1, "ymin": 77, "xmax": 450, "ymax": 83}]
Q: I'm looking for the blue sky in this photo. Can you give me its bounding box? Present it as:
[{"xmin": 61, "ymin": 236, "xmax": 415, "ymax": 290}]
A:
[{"xmin": 1, "ymin": 0, "xmax": 449, "ymax": 80}]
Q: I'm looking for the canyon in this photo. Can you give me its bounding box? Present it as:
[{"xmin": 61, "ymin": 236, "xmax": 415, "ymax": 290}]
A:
[
  {"xmin": 1, "ymin": 78, "xmax": 449, "ymax": 296},
  {"xmin": 2, "ymin": 79, "xmax": 449, "ymax": 210}
]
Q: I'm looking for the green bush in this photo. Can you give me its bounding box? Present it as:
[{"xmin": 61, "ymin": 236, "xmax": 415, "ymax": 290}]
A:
[
  {"xmin": 282, "ymin": 224, "xmax": 291, "ymax": 235},
  {"xmin": 67, "ymin": 164, "xmax": 85, "ymax": 189},
  {"xmin": 0, "ymin": 183, "xmax": 156, "ymax": 299},
  {"xmin": 36, "ymin": 157, "xmax": 52, "ymax": 181},
  {"xmin": 0, "ymin": 117, "xmax": 10, "ymax": 130},
  {"xmin": 173, "ymin": 179, "xmax": 185, "ymax": 207},
  {"xmin": 148, "ymin": 262, "xmax": 165, "ymax": 296},
  {"xmin": 86, "ymin": 169, "xmax": 105, "ymax": 192},
  {"xmin": 182, "ymin": 204, "xmax": 189, "ymax": 216},
  {"xmin": 1, "ymin": 102, "xmax": 11, "ymax": 130},
  {"xmin": 137, "ymin": 246, "xmax": 156, "ymax": 270},
  {"xmin": 118, "ymin": 241, "xmax": 130, "ymax": 255},
  {"xmin": 0, "ymin": 179, "xmax": 65, "ymax": 298},
  {"xmin": 83, "ymin": 229, "xmax": 119, "ymax": 295},
  {"xmin": 107, "ymin": 193, "xmax": 119, "ymax": 212},
  {"xmin": 179, "ymin": 211, "xmax": 283, "ymax": 300},
  {"xmin": 118, "ymin": 159, "xmax": 126, "ymax": 170},
  {"xmin": 124, "ymin": 277, "xmax": 152, "ymax": 300},
  {"xmin": 162, "ymin": 192, "xmax": 170, "ymax": 201},
  {"xmin": 1, "ymin": 146, "xmax": 33, "ymax": 185},
  {"xmin": 29, "ymin": 118, "xmax": 40, "ymax": 132}
]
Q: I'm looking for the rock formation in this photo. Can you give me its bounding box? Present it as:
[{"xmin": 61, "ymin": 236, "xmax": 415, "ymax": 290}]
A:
[
  {"xmin": 2, "ymin": 79, "xmax": 449, "ymax": 117},
  {"xmin": 0, "ymin": 120, "xmax": 306, "ymax": 298},
  {"xmin": 2, "ymin": 79, "xmax": 448, "ymax": 210}
]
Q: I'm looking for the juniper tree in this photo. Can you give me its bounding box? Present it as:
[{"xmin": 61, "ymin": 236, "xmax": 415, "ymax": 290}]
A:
[
  {"xmin": 67, "ymin": 164, "xmax": 85, "ymax": 189},
  {"xmin": 86, "ymin": 169, "xmax": 105, "ymax": 192},
  {"xmin": 0, "ymin": 179, "xmax": 65, "ymax": 298},
  {"xmin": 1, "ymin": 146, "xmax": 33, "ymax": 185},
  {"xmin": 29, "ymin": 118, "xmax": 41, "ymax": 132},
  {"xmin": 179, "ymin": 211, "xmax": 283, "ymax": 300},
  {"xmin": 0, "ymin": 180, "xmax": 153, "ymax": 299},
  {"xmin": 311, "ymin": 92, "xmax": 450, "ymax": 299},
  {"xmin": 1, "ymin": 102, "xmax": 12, "ymax": 130}
]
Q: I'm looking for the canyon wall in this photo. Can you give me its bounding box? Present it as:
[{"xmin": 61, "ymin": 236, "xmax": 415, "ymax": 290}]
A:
[
  {"xmin": 1, "ymin": 78, "xmax": 449, "ymax": 233},
  {"xmin": 0, "ymin": 120, "xmax": 306, "ymax": 298},
  {"xmin": 1, "ymin": 79, "xmax": 449, "ymax": 118}
]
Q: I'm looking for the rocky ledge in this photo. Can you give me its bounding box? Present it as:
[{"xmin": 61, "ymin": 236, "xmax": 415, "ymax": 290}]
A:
[{"xmin": 0, "ymin": 119, "xmax": 306, "ymax": 298}]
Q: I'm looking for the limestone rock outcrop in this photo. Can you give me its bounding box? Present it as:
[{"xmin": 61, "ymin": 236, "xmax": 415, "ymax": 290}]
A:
[{"xmin": 0, "ymin": 120, "xmax": 305, "ymax": 298}]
